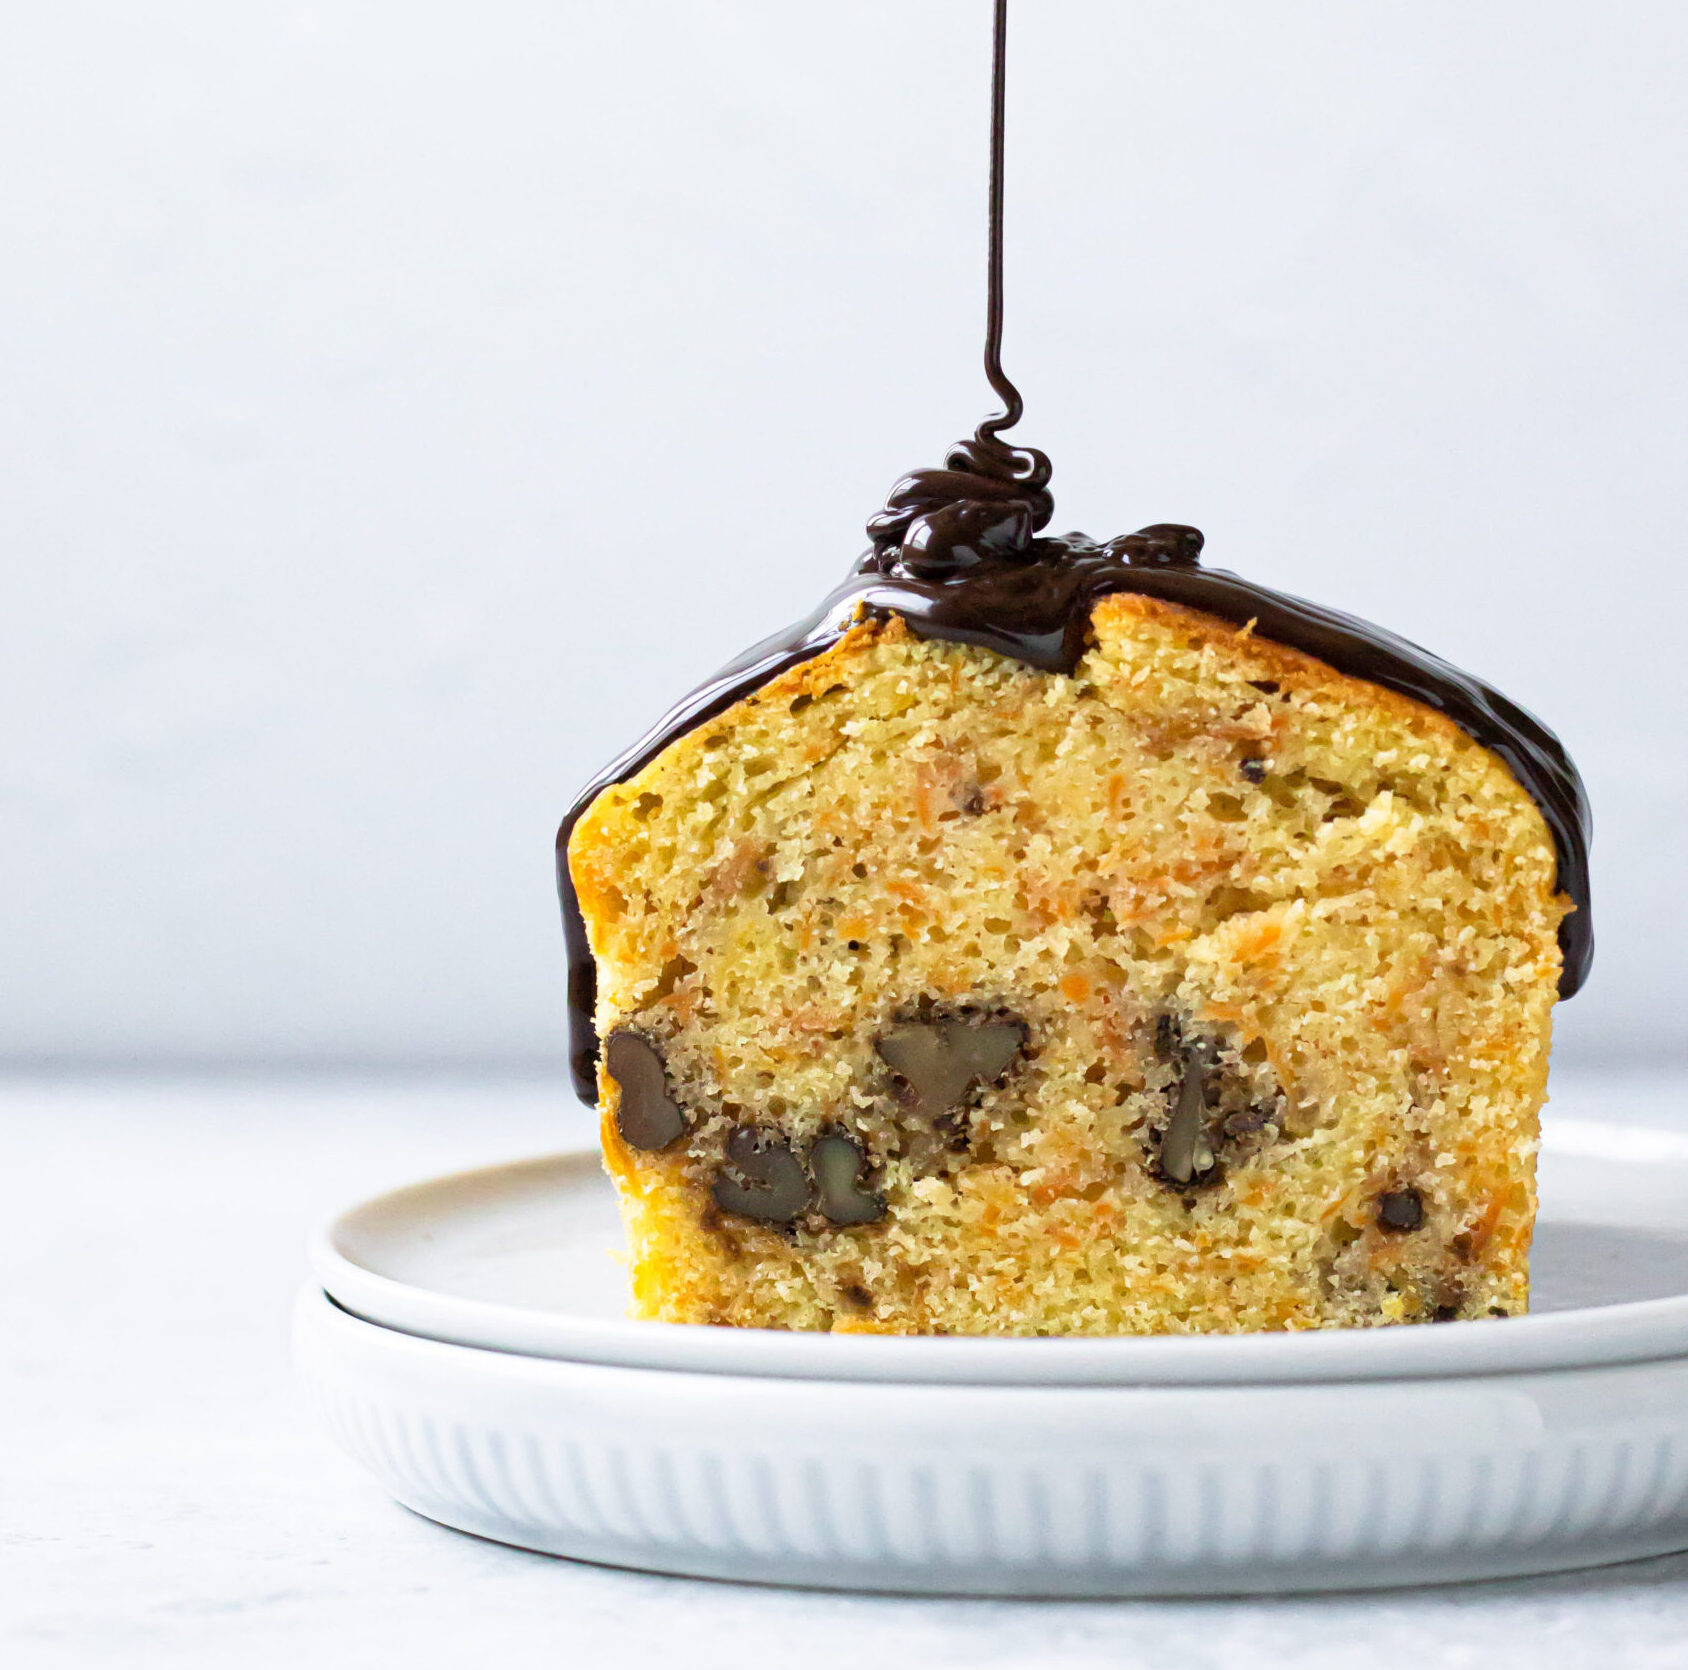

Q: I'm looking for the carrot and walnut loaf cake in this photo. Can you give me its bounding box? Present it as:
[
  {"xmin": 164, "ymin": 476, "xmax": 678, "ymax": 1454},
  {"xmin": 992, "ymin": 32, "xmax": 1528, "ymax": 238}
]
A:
[
  {"xmin": 557, "ymin": 433, "xmax": 1591, "ymax": 1338},
  {"xmin": 555, "ymin": 0, "xmax": 1589, "ymax": 1337}
]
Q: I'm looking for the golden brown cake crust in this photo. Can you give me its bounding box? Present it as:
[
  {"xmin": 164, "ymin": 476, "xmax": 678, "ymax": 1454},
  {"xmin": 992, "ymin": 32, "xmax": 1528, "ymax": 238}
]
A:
[{"xmin": 570, "ymin": 595, "xmax": 1565, "ymax": 1335}]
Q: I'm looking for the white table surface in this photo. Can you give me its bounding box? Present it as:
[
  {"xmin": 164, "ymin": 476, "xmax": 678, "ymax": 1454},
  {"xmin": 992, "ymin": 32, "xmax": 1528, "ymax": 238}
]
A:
[{"xmin": 6, "ymin": 1066, "xmax": 1688, "ymax": 1670}]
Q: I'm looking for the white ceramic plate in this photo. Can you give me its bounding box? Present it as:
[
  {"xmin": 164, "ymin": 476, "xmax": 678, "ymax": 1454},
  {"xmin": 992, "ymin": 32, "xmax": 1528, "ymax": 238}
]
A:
[
  {"xmin": 296, "ymin": 1118, "xmax": 1688, "ymax": 1594},
  {"xmin": 310, "ymin": 1120, "xmax": 1688, "ymax": 1384}
]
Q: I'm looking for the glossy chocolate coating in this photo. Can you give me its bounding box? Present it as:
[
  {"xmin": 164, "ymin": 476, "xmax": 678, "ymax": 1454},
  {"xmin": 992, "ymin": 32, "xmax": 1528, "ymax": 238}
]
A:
[{"xmin": 554, "ymin": 0, "xmax": 1590, "ymax": 1104}]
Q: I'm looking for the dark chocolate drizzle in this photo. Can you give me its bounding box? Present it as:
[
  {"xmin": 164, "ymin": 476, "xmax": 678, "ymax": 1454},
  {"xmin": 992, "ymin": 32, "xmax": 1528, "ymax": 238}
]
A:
[
  {"xmin": 554, "ymin": 0, "xmax": 1591, "ymax": 1105},
  {"xmin": 865, "ymin": 0, "xmax": 1054, "ymax": 589}
]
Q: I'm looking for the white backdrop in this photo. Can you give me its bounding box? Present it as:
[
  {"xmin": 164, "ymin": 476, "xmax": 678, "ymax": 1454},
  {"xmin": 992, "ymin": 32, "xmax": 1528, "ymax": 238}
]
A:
[{"xmin": 4, "ymin": 1, "xmax": 1684, "ymax": 1068}]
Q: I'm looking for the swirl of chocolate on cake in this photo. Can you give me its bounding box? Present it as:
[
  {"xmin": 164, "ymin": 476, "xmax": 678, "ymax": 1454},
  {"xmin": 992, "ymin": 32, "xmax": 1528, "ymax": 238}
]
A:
[{"xmin": 866, "ymin": 432, "xmax": 1053, "ymax": 579}]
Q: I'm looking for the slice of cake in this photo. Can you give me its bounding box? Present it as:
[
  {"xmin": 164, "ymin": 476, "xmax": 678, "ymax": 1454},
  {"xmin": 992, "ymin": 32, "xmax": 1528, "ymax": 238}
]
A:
[
  {"xmin": 556, "ymin": 0, "xmax": 1589, "ymax": 1336},
  {"xmin": 562, "ymin": 512, "xmax": 1585, "ymax": 1334}
]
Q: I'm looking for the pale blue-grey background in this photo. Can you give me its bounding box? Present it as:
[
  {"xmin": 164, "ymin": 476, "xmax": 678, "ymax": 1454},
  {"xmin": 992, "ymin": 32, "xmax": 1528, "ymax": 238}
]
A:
[{"xmin": 4, "ymin": 0, "xmax": 1683, "ymax": 1068}]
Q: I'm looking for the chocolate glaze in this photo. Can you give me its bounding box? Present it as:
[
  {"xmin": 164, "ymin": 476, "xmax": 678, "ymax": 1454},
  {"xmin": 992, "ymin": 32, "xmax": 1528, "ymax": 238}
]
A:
[{"xmin": 555, "ymin": 0, "xmax": 1591, "ymax": 1104}]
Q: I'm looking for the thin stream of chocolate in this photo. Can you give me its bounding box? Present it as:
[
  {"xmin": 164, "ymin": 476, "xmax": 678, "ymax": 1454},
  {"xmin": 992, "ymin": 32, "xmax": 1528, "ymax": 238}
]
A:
[
  {"xmin": 556, "ymin": 5, "xmax": 1591, "ymax": 1105},
  {"xmin": 980, "ymin": 0, "xmax": 1019, "ymax": 440}
]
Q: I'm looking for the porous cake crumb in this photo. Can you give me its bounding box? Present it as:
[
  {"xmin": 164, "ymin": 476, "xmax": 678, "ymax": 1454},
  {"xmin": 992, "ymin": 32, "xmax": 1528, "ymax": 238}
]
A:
[{"xmin": 568, "ymin": 594, "xmax": 1564, "ymax": 1334}]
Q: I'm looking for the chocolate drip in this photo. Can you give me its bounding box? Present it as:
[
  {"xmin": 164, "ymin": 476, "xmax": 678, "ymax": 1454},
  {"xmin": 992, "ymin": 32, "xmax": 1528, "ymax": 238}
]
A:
[
  {"xmin": 866, "ymin": 0, "xmax": 1053, "ymax": 585},
  {"xmin": 554, "ymin": 0, "xmax": 1591, "ymax": 1104}
]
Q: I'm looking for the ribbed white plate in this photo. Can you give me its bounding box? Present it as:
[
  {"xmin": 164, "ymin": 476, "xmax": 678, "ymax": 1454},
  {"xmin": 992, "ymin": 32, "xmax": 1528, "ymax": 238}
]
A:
[{"xmin": 296, "ymin": 1119, "xmax": 1688, "ymax": 1593}]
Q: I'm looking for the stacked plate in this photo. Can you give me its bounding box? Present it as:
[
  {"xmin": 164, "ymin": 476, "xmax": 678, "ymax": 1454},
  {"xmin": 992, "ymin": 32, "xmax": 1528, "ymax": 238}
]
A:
[{"xmin": 295, "ymin": 1120, "xmax": 1688, "ymax": 1595}]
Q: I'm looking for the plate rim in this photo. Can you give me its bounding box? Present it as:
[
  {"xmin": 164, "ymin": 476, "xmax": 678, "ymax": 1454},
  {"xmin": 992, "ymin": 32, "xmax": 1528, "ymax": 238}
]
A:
[{"xmin": 308, "ymin": 1119, "xmax": 1688, "ymax": 1388}]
